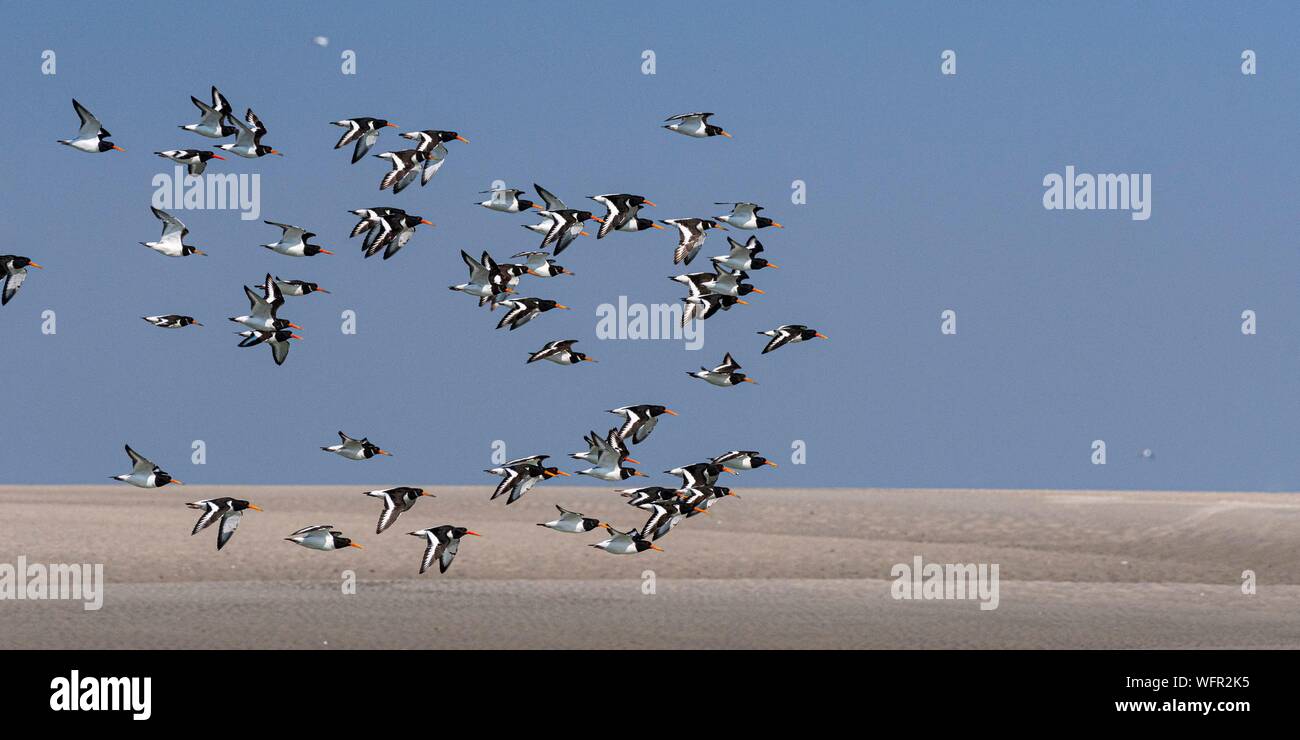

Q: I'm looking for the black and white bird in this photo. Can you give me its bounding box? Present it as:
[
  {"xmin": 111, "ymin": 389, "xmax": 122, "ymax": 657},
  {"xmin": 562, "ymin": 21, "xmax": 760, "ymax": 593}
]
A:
[
  {"xmin": 589, "ymin": 194, "xmax": 662, "ymax": 238},
  {"xmin": 348, "ymin": 206, "xmax": 405, "ymax": 253},
  {"xmin": 1, "ymin": 256, "xmax": 42, "ymax": 306},
  {"xmin": 141, "ymin": 207, "xmax": 206, "ymax": 257},
  {"xmin": 408, "ymin": 525, "xmax": 479, "ymax": 574},
  {"xmin": 637, "ymin": 502, "xmax": 685, "ymax": 542},
  {"xmin": 715, "ymin": 202, "xmax": 783, "ymax": 230},
  {"xmin": 671, "ymin": 265, "xmax": 763, "ymax": 298},
  {"xmin": 575, "ymin": 429, "xmax": 646, "ymax": 481},
  {"xmin": 180, "ymin": 86, "xmax": 236, "ymax": 138},
  {"xmin": 142, "ymin": 314, "xmax": 201, "ymax": 329},
  {"xmin": 530, "ymin": 184, "xmax": 602, "ymax": 255},
  {"xmin": 112, "ymin": 445, "xmax": 182, "ymax": 488},
  {"xmin": 537, "ymin": 505, "xmax": 606, "ymax": 534},
  {"xmin": 374, "ymin": 149, "xmax": 426, "ymax": 193},
  {"xmin": 682, "ymin": 293, "xmax": 747, "ymax": 325},
  {"xmin": 285, "ymin": 525, "xmax": 362, "ymax": 551},
  {"xmin": 759, "ymin": 324, "xmax": 827, "ymax": 354},
  {"xmin": 262, "ymin": 221, "xmax": 333, "ymax": 257},
  {"xmin": 331, "ymin": 117, "xmax": 397, "ymax": 163},
  {"xmin": 608, "ymin": 404, "xmax": 677, "ymax": 445},
  {"xmin": 273, "ymin": 277, "xmax": 329, "ymax": 296},
  {"xmin": 510, "ymin": 250, "xmax": 572, "ymax": 278},
  {"xmin": 662, "ymin": 112, "xmax": 731, "ymax": 139},
  {"xmin": 570, "ymin": 430, "xmax": 638, "ymax": 465},
  {"xmin": 363, "ymin": 212, "xmax": 433, "ymax": 260},
  {"xmin": 362, "ymin": 487, "xmax": 433, "ymax": 534},
  {"xmin": 321, "ymin": 431, "xmax": 392, "ymax": 460},
  {"xmin": 711, "ymin": 450, "xmax": 779, "ymax": 470},
  {"xmin": 477, "ymin": 188, "xmax": 540, "ymax": 213},
  {"xmin": 400, "ymin": 129, "xmax": 468, "ymax": 183},
  {"xmin": 154, "ymin": 149, "xmax": 225, "ymax": 175},
  {"xmin": 187, "ymin": 497, "xmax": 261, "ymax": 550},
  {"xmin": 663, "ymin": 218, "xmax": 726, "ymax": 265},
  {"xmin": 589, "ymin": 525, "xmax": 663, "ymax": 554},
  {"xmin": 617, "ymin": 486, "xmax": 679, "ymax": 507},
  {"xmin": 486, "ymin": 455, "xmax": 570, "ymax": 505},
  {"xmin": 495, "ymin": 298, "xmax": 569, "ymax": 331},
  {"xmin": 687, "ymin": 352, "xmax": 756, "ymax": 387},
  {"xmin": 678, "ymin": 484, "xmax": 738, "ymax": 514},
  {"xmin": 218, "ymin": 108, "xmax": 281, "ymax": 158},
  {"xmin": 230, "ymin": 274, "xmax": 299, "ymax": 332},
  {"xmin": 58, "ymin": 99, "xmax": 123, "ymax": 153},
  {"xmin": 667, "ymin": 462, "xmax": 738, "ymax": 488},
  {"xmin": 236, "ymin": 327, "xmax": 300, "ymax": 365},
  {"xmin": 527, "ymin": 339, "xmax": 595, "ymax": 365},
  {"xmin": 711, "ymin": 235, "xmax": 779, "ymax": 271},
  {"xmin": 450, "ymin": 250, "xmax": 512, "ymax": 304}
]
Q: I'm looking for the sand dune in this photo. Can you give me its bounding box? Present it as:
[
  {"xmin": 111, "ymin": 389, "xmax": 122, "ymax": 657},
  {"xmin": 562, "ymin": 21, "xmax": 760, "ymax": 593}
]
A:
[{"xmin": 1, "ymin": 485, "xmax": 1297, "ymax": 649}]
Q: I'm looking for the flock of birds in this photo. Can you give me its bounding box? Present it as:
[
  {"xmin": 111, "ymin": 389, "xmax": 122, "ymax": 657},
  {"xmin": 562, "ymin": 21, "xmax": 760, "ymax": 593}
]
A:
[{"xmin": 18, "ymin": 86, "xmax": 828, "ymax": 573}]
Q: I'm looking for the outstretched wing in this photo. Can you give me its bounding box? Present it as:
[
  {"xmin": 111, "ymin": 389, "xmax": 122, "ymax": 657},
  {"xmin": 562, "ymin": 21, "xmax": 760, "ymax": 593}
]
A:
[
  {"xmin": 72, "ymin": 99, "xmax": 104, "ymax": 138},
  {"xmin": 124, "ymin": 444, "xmax": 155, "ymax": 475},
  {"xmin": 191, "ymin": 500, "xmax": 224, "ymax": 534},
  {"xmin": 216, "ymin": 510, "xmax": 242, "ymax": 550}
]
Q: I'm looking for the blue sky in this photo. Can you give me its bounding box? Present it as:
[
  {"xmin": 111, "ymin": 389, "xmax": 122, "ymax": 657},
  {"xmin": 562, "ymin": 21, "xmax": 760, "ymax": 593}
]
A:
[{"xmin": 1, "ymin": 2, "xmax": 1296, "ymax": 489}]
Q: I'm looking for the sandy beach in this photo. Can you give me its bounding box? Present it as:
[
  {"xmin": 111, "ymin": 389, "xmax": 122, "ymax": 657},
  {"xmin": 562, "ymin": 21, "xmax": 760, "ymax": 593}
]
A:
[{"xmin": 1, "ymin": 485, "xmax": 1298, "ymax": 649}]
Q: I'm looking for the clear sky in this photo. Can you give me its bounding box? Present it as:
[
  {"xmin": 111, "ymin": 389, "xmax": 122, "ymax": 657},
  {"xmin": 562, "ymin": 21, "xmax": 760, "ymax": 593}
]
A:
[{"xmin": 1, "ymin": 2, "xmax": 1296, "ymax": 489}]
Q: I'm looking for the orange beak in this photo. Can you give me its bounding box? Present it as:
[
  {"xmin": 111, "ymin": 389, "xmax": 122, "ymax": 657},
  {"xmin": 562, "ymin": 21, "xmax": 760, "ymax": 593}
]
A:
[
  {"xmin": 465, "ymin": 531, "xmax": 482, "ymax": 537},
  {"xmin": 771, "ymin": 222, "xmax": 784, "ymax": 229},
  {"xmin": 270, "ymin": 149, "xmax": 282, "ymax": 156},
  {"xmin": 386, "ymin": 123, "xmax": 398, "ymax": 128},
  {"xmin": 554, "ymin": 470, "xmax": 571, "ymax": 476},
  {"xmin": 169, "ymin": 479, "xmax": 185, "ymax": 486},
  {"xmin": 377, "ymin": 450, "xmax": 392, "ymax": 456},
  {"xmin": 316, "ymin": 287, "xmax": 331, "ymax": 293},
  {"xmin": 579, "ymin": 231, "xmax": 590, "ymax": 237},
  {"xmin": 456, "ymin": 135, "xmax": 470, "ymax": 143},
  {"xmin": 211, "ymin": 154, "xmax": 225, "ymax": 160},
  {"xmin": 591, "ymin": 216, "xmax": 605, "ymax": 223},
  {"xmin": 318, "ymin": 249, "xmax": 334, "ymax": 255},
  {"xmin": 632, "ymin": 471, "xmax": 648, "ymax": 477},
  {"xmin": 530, "ymin": 203, "xmax": 543, "ymax": 209},
  {"xmin": 248, "ymin": 504, "xmax": 264, "ymax": 511},
  {"xmin": 650, "ymin": 223, "xmax": 665, "ymax": 230},
  {"xmin": 624, "ymin": 457, "xmax": 641, "ymax": 465},
  {"xmin": 815, "ymin": 333, "xmax": 828, "ymax": 340},
  {"xmin": 28, "ymin": 262, "xmax": 43, "ymax": 269},
  {"xmin": 582, "ymin": 356, "xmax": 597, "ymax": 362},
  {"xmin": 766, "ymin": 461, "xmax": 779, "ymax": 468},
  {"xmin": 751, "ymin": 288, "xmax": 765, "ymax": 294},
  {"xmin": 349, "ymin": 542, "xmax": 363, "ymax": 549},
  {"xmin": 420, "ymin": 219, "xmax": 434, "ymax": 226},
  {"xmin": 766, "ymin": 262, "xmax": 780, "ymax": 269},
  {"xmin": 111, "ymin": 145, "xmax": 126, "ymax": 152},
  {"xmin": 736, "ymin": 299, "xmax": 749, "ymax": 305},
  {"xmin": 288, "ymin": 323, "xmax": 303, "ymax": 330},
  {"xmin": 722, "ymin": 467, "xmax": 738, "ymax": 475},
  {"xmin": 649, "ymin": 544, "xmax": 665, "ymax": 552},
  {"xmin": 742, "ymin": 378, "xmax": 757, "ymax": 384},
  {"xmin": 554, "ymin": 304, "xmax": 570, "ymax": 310},
  {"xmin": 643, "ymin": 200, "xmax": 657, "ymax": 207},
  {"xmin": 719, "ymin": 131, "xmax": 732, "ymax": 138},
  {"xmin": 664, "ymin": 409, "xmax": 678, "ymax": 416},
  {"xmin": 289, "ymin": 334, "xmax": 304, "ymax": 340}
]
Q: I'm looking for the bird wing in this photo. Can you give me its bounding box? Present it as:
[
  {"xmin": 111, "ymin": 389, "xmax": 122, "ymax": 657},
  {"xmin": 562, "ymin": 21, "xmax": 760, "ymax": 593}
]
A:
[
  {"xmin": 716, "ymin": 353, "xmax": 742, "ymax": 373},
  {"xmin": 534, "ymin": 184, "xmax": 568, "ymax": 211},
  {"xmin": 496, "ymin": 301, "xmax": 531, "ymax": 330},
  {"xmin": 436, "ymin": 537, "xmax": 461, "ymax": 573},
  {"xmin": 665, "ymin": 112, "xmax": 712, "ymax": 123},
  {"xmin": 333, "ymin": 119, "xmax": 363, "ymax": 148},
  {"xmin": 210, "ymin": 86, "xmax": 232, "ymax": 114},
  {"xmin": 418, "ymin": 532, "xmax": 439, "ymax": 574},
  {"xmin": 719, "ymin": 202, "xmax": 759, "ymax": 221},
  {"xmin": 244, "ymin": 108, "xmax": 267, "ymax": 138},
  {"xmin": 353, "ymin": 130, "xmax": 380, "ymax": 163},
  {"xmin": 290, "ymin": 524, "xmax": 333, "ymax": 536},
  {"xmin": 761, "ymin": 328, "xmax": 795, "ymax": 354},
  {"xmin": 72, "ymin": 99, "xmax": 103, "ymax": 138},
  {"xmin": 124, "ymin": 444, "xmax": 155, "ymax": 475},
  {"xmin": 216, "ymin": 510, "xmax": 242, "ymax": 550},
  {"xmin": 1, "ymin": 268, "xmax": 27, "ymax": 306},
  {"xmin": 270, "ymin": 337, "xmax": 290, "ymax": 365},
  {"xmin": 375, "ymin": 492, "xmax": 401, "ymax": 534},
  {"xmin": 491, "ymin": 467, "xmax": 525, "ymax": 500},
  {"xmin": 507, "ymin": 473, "xmax": 539, "ymax": 505},
  {"xmin": 191, "ymin": 500, "xmax": 224, "ymax": 534}
]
